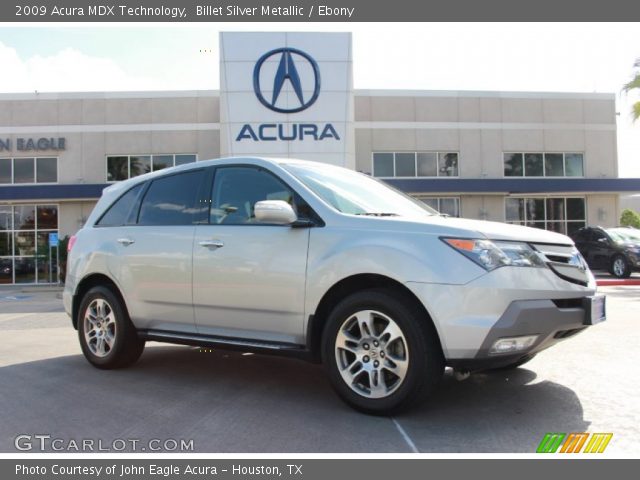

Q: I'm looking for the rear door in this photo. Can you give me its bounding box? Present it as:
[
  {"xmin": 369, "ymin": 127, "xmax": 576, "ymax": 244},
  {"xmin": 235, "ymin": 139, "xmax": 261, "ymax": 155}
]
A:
[
  {"xmin": 192, "ymin": 165, "xmax": 312, "ymax": 344},
  {"xmin": 108, "ymin": 169, "xmax": 208, "ymax": 333}
]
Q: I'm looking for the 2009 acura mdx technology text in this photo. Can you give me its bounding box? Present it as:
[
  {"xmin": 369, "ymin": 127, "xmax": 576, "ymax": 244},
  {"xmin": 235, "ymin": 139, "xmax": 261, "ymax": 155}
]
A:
[{"xmin": 64, "ymin": 157, "xmax": 606, "ymax": 414}]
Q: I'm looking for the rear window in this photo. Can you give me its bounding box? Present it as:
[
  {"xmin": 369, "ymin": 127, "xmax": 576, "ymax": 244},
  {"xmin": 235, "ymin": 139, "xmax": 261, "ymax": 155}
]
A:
[{"xmin": 96, "ymin": 183, "xmax": 144, "ymax": 227}]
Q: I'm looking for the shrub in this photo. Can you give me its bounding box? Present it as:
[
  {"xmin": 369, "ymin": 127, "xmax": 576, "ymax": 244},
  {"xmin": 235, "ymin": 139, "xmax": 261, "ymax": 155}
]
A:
[{"xmin": 620, "ymin": 208, "xmax": 640, "ymax": 229}]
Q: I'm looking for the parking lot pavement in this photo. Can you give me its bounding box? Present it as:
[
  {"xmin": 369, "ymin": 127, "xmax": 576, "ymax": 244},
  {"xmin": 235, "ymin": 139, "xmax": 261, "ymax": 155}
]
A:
[{"xmin": 0, "ymin": 286, "xmax": 638, "ymax": 454}]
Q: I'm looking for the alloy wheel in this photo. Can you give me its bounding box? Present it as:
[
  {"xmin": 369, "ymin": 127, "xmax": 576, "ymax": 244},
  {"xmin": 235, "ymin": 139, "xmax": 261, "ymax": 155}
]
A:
[
  {"xmin": 613, "ymin": 258, "xmax": 626, "ymax": 277},
  {"xmin": 334, "ymin": 310, "xmax": 409, "ymax": 399},
  {"xmin": 83, "ymin": 298, "xmax": 117, "ymax": 357}
]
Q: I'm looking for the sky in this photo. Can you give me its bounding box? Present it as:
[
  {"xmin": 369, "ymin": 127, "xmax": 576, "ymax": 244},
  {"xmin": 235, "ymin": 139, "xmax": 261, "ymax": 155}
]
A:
[{"xmin": 0, "ymin": 23, "xmax": 638, "ymax": 177}]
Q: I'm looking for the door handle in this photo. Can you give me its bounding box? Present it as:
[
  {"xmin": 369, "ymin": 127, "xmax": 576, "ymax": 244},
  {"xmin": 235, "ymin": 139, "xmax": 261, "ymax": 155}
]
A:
[
  {"xmin": 116, "ymin": 237, "xmax": 135, "ymax": 246},
  {"xmin": 199, "ymin": 239, "xmax": 224, "ymax": 249}
]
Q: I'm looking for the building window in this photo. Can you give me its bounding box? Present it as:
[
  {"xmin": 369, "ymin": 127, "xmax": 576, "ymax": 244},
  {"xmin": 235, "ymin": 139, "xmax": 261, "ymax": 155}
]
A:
[
  {"xmin": 373, "ymin": 152, "xmax": 459, "ymax": 178},
  {"xmin": 106, "ymin": 154, "xmax": 197, "ymax": 182},
  {"xmin": 504, "ymin": 152, "xmax": 584, "ymax": 177},
  {"xmin": 0, "ymin": 157, "xmax": 58, "ymax": 185},
  {"xmin": 0, "ymin": 204, "xmax": 59, "ymax": 284},
  {"xmin": 505, "ymin": 197, "xmax": 586, "ymax": 235},
  {"xmin": 416, "ymin": 197, "xmax": 461, "ymax": 217}
]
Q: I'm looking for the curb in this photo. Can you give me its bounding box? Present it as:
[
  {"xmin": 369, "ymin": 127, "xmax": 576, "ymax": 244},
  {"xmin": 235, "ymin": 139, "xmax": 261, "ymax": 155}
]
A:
[
  {"xmin": 596, "ymin": 279, "xmax": 640, "ymax": 286},
  {"xmin": 20, "ymin": 286, "xmax": 64, "ymax": 293}
]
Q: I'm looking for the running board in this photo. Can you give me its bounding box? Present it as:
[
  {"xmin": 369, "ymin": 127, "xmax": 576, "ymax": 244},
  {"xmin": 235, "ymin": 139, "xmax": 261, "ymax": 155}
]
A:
[{"xmin": 137, "ymin": 329, "xmax": 311, "ymax": 360}]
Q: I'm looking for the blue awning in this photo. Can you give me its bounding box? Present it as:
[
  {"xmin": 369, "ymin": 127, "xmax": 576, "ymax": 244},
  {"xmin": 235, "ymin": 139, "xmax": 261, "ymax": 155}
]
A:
[
  {"xmin": 384, "ymin": 177, "xmax": 640, "ymax": 194},
  {"xmin": 0, "ymin": 184, "xmax": 108, "ymax": 201},
  {"xmin": 1, "ymin": 177, "xmax": 639, "ymax": 202}
]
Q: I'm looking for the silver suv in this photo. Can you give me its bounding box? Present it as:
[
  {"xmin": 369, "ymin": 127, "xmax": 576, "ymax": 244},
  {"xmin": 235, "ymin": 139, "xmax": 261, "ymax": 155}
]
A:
[{"xmin": 64, "ymin": 157, "xmax": 605, "ymax": 414}]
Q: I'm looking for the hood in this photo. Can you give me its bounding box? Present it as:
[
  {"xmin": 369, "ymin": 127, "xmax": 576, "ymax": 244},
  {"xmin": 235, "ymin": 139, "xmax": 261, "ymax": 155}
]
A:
[
  {"xmin": 409, "ymin": 215, "xmax": 574, "ymax": 245},
  {"xmin": 618, "ymin": 240, "xmax": 640, "ymax": 248},
  {"xmin": 441, "ymin": 217, "xmax": 573, "ymax": 244},
  {"xmin": 346, "ymin": 212, "xmax": 576, "ymax": 245}
]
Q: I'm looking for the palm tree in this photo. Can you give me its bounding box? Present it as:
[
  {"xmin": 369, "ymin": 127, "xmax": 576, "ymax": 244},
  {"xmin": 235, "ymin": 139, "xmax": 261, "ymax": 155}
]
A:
[{"xmin": 623, "ymin": 58, "xmax": 640, "ymax": 121}]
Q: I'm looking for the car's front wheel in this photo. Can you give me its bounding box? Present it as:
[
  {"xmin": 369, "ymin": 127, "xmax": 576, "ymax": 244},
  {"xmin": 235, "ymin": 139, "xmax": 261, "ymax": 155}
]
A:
[
  {"xmin": 610, "ymin": 255, "xmax": 631, "ymax": 279},
  {"xmin": 78, "ymin": 286, "xmax": 145, "ymax": 369},
  {"xmin": 322, "ymin": 289, "xmax": 444, "ymax": 415}
]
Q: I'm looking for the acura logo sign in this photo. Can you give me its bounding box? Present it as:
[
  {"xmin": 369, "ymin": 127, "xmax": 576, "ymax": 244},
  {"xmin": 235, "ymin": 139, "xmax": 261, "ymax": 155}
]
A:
[
  {"xmin": 253, "ymin": 47, "xmax": 321, "ymax": 113},
  {"xmin": 237, "ymin": 46, "xmax": 338, "ymax": 142}
]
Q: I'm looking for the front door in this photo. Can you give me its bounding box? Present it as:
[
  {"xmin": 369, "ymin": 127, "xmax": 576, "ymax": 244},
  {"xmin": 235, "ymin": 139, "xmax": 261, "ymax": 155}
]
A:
[
  {"xmin": 588, "ymin": 230, "xmax": 611, "ymax": 270},
  {"xmin": 193, "ymin": 166, "xmax": 310, "ymax": 344}
]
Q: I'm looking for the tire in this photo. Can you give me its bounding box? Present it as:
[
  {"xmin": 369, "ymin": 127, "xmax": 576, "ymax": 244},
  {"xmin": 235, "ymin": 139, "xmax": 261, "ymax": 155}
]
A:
[
  {"xmin": 77, "ymin": 285, "xmax": 145, "ymax": 369},
  {"xmin": 610, "ymin": 255, "xmax": 631, "ymax": 279},
  {"xmin": 488, "ymin": 353, "xmax": 537, "ymax": 371},
  {"xmin": 321, "ymin": 289, "xmax": 444, "ymax": 415}
]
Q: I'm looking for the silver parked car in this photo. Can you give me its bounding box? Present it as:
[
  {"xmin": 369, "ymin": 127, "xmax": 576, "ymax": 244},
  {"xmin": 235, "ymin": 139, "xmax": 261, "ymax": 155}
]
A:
[{"xmin": 64, "ymin": 157, "xmax": 605, "ymax": 414}]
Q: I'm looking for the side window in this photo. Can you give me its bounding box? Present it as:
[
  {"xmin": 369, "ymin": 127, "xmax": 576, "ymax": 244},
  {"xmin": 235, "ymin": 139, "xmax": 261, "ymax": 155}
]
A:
[
  {"xmin": 138, "ymin": 170, "xmax": 203, "ymax": 226},
  {"xmin": 96, "ymin": 183, "xmax": 144, "ymax": 227},
  {"xmin": 573, "ymin": 230, "xmax": 587, "ymax": 242},
  {"xmin": 210, "ymin": 167, "xmax": 306, "ymax": 225},
  {"xmin": 591, "ymin": 230, "xmax": 607, "ymax": 243}
]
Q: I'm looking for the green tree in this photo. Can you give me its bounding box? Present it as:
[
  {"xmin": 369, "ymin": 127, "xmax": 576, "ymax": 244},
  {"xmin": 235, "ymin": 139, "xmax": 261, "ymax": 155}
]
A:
[
  {"xmin": 620, "ymin": 208, "xmax": 640, "ymax": 228},
  {"xmin": 623, "ymin": 58, "xmax": 640, "ymax": 121}
]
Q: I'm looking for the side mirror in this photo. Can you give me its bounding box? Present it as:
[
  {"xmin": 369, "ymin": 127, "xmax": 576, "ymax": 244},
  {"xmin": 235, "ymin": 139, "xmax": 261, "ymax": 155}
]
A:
[
  {"xmin": 254, "ymin": 200, "xmax": 297, "ymax": 225},
  {"xmin": 597, "ymin": 237, "xmax": 609, "ymax": 244}
]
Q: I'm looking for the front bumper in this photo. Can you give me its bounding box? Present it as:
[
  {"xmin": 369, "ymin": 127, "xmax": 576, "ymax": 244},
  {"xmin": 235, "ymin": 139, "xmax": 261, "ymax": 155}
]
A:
[
  {"xmin": 447, "ymin": 297, "xmax": 594, "ymax": 371},
  {"xmin": 406, "ymin": 265, "xmax": 598, "ymax": 361},
  {"xmin": 62, "ymin": 282, "xmax": 73, "ymax": 319},
  {"xmin": 627, "ymin": 251, "xmax": 640, "ymax": 269}
]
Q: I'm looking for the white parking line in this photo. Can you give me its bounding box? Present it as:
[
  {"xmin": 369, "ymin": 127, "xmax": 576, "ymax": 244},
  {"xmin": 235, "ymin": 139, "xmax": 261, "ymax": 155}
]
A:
[{"xmin": 391, "ymin": 417, "xmax": 419, "ymax": 453}]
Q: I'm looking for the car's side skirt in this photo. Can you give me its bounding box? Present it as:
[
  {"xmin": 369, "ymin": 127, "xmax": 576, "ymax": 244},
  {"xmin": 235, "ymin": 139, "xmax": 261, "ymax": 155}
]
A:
[{"xmin": 137, "ymin": 329, "xmax": 313, "ymax": 361}]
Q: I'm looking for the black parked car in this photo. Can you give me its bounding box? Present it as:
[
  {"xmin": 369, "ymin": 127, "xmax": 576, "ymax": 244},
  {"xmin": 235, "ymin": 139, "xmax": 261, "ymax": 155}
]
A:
[{"xmin": 571, "ymin": 226, "xmax": 640, "ymax": 278}]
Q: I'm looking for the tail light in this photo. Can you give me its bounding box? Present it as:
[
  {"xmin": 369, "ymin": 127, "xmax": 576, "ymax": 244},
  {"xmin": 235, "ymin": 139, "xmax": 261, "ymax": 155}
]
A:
[{"xmin": 68, "ymin": 235, "xmax": 77, "ymax": 252}]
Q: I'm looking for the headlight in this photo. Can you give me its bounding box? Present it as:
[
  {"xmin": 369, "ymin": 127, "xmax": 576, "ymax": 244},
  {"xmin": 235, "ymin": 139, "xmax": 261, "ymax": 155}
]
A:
[{"xmin": 442, "ymin": 238, "xmax": 546, "ymax": 271}]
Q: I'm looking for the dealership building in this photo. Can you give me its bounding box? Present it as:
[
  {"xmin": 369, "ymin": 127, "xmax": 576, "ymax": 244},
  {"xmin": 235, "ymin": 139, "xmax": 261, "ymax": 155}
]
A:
[{"xmin": 1, "ymin": 31, "xmax": 639, "ymax": 284}]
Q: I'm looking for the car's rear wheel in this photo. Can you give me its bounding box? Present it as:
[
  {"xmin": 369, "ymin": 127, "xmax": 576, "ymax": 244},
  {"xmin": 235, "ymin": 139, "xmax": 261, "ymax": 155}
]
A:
[
  {"xmin": 322, "ymin": 289, "xmax": 444, "ymax": 415},
  {"xmin": 78, "ymin": 286, "xmax": 145, "ymax": 369},
  {"xmin": 610, "ymin": 255, "xmax": 631, "ymax": 279}
]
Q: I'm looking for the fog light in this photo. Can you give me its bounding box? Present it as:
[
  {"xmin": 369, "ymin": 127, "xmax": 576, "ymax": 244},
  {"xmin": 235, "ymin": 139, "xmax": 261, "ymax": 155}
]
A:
[{"xmin": 489, "ymin": 335, "xmax": 538, "ymax": 354}]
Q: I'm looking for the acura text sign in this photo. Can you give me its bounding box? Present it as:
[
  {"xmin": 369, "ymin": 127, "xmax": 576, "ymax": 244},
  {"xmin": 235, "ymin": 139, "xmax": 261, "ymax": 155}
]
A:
[{"xmin": 219, "ymin": 32, "xmax": 355, "ymax": 168}]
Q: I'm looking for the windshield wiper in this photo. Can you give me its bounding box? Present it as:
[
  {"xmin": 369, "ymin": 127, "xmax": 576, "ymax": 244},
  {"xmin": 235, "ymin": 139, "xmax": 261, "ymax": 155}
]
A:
[{"xmin": 355, "ymin": 212, "xmax": 399, "ymax": 217}]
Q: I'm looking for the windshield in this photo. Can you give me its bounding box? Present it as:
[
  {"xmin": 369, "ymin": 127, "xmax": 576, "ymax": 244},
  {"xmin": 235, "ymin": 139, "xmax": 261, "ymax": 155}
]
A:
[
  {"xmin": 607, "ymin": 228, "xmax": 640, "ymax": 243},
  {"xmin": 284, "ymin": 163, "xmax": 438, "ymax": 217}
]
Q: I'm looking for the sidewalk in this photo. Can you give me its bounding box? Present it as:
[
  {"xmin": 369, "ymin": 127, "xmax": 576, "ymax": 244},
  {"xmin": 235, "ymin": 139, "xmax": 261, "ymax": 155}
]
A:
[{"xmin": 0, "ymin": 284, "xmax": 64, "ymax": 295}]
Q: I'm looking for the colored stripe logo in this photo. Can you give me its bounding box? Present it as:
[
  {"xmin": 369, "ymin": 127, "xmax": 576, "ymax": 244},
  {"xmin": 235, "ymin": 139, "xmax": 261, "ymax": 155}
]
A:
[{"xmin": 537, "ymin": 433, "xmax": 612, "ymax": 453}]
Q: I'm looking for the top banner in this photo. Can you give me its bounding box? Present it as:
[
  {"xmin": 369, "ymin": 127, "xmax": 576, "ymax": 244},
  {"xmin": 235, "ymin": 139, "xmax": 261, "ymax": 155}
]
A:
[{"xmin": 3, "ymin": 0, "xmax": 640, "ymax": 22}]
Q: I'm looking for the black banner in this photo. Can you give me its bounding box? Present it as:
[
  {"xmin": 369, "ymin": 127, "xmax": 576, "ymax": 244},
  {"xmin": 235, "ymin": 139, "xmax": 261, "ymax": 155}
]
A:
[
  {"xmin": 3, "ymin": 0, "xmax": 640, "ymax": 22},
  {"xmin": 4, "ymin": 459, "xmax": 640, "ymax": 480}
]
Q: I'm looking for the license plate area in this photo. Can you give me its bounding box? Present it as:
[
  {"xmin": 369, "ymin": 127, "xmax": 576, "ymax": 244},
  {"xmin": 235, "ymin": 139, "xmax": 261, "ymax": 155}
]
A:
[{"xmin": 583, "ymin": 295, "xmax": 606, "ymax": 325}]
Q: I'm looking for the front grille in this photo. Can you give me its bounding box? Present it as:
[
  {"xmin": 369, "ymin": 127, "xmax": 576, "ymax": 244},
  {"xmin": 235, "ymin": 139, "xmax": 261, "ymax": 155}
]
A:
[
  {"xmin": 532, "ymin": 243, "xmax": 577, "ymax": 263},
  {"xmin": 530, "ymin": 243, "xmax": 589, "ymax": 286},
  {"xmin": 546, "ymin": 254, "xmax": 570, "ymax": 264}
]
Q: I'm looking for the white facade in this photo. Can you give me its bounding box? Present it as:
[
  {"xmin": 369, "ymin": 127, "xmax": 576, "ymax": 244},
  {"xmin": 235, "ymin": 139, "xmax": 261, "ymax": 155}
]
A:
[{"xmin": 0, "ymin": 31, "xmax": 635, "ymax": 285}]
